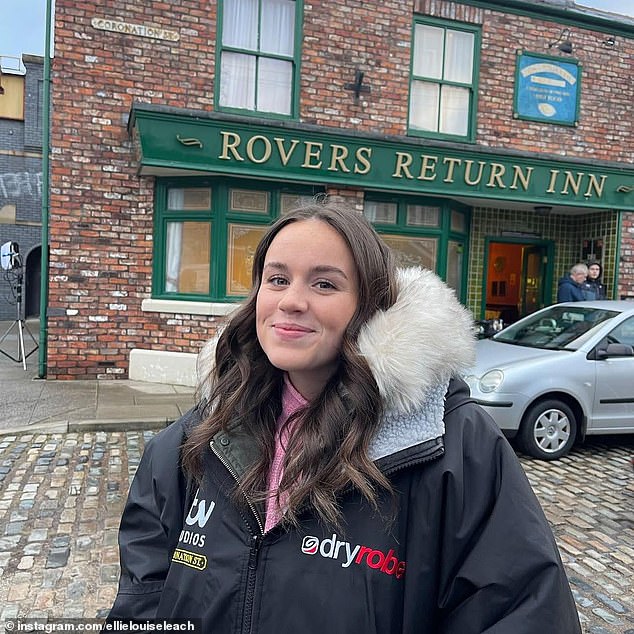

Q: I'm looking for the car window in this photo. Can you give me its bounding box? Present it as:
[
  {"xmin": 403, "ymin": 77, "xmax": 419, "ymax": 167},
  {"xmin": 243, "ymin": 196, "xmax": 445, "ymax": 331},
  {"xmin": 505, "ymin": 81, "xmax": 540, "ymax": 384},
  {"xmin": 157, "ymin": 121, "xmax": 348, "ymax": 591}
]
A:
[
  {"xmin": 494, "ymin": 306, "xmax": 619, "ymax": 349},
  {"xmin": 607, "ymin": 316, "xmax": 634, "ymax": 347}
]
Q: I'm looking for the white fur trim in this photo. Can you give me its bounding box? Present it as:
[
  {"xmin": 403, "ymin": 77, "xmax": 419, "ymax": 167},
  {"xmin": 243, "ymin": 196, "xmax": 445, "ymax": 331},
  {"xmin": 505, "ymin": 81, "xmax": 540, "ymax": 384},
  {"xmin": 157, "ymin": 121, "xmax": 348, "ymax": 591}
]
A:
[
  {"xmin": 196, "ymin": 334, "xmax": 219, "ymax": 403},
  {"xmin": 358, "ymin": 267, "xmax": 475, "ymax": 414}
]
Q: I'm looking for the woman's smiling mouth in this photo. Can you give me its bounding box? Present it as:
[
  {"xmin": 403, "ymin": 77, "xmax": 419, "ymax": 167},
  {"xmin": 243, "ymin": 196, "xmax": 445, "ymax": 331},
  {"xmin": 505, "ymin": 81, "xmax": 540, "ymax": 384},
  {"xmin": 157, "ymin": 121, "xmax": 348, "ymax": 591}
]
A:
[{"xmin": 272, "ymin": 323, "xmax": 315, "ymax": 339}]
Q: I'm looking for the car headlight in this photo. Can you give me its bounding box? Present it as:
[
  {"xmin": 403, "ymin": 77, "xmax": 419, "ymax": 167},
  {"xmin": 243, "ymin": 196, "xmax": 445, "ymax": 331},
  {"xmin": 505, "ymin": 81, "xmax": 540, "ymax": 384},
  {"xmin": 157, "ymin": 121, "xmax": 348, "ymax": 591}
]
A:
[{"xmin": 479, "ymin": 369, "xmax": 504, "ymax": 393}]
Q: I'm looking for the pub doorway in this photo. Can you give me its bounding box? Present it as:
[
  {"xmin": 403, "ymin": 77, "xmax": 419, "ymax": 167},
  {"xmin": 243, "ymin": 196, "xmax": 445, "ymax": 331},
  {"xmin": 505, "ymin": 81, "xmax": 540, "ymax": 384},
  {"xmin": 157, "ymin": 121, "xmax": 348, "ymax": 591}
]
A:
[{"xmin": 483, "ymin": 238, "xmax": 554, "ymax": 325}]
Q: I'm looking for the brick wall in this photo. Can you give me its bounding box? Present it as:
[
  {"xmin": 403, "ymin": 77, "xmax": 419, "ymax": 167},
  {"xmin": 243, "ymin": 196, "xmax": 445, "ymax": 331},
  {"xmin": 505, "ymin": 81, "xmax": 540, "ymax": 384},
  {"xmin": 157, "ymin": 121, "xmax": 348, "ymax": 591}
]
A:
[
  {"xmin": 301, "ymin": 0, "xmax": 411, "ymax": 135},
  {"xmin": 48, "ymin": 1, "xmax": 218, "ymax": 378},
  {"xmin": 48, "ymin": 0, "xmax": 633, "ymax": 378}
]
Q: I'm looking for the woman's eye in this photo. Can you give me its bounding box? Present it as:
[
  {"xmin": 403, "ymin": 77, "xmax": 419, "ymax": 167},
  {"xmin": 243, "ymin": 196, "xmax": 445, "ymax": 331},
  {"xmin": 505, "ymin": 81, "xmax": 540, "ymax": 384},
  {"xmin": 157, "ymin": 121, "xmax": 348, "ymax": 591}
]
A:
[
  {"xmin": 315, "ymin": 280, "xmax": 335, "ymax": 290},
  {"xmin": 269, "ymin": 276, "xmax": 288, "ymax": 286}
]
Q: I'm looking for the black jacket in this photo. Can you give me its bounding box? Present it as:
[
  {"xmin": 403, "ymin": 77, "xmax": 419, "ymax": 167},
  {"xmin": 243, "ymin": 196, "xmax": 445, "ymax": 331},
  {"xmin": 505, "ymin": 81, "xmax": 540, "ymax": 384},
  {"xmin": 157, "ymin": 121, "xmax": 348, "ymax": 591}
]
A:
[
  {"xmin": 109, "ymin": 268, "xmax": 580, "ymax": 633},
  {"xmin": 582, "ymin": 279, "xmax": 606, "ymax": 301}
]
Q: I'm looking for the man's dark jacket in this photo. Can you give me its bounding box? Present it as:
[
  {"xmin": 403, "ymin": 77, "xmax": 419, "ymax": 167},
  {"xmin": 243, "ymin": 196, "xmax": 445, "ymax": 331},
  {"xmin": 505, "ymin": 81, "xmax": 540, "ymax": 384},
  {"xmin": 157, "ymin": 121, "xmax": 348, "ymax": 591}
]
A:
[
  {"xmin": 109, "ymin": 268, "xmax": 581, "ymax": 633},
  {"xmin": 557, "ymin": 275, "xmax": 585, "ymax": 302}
]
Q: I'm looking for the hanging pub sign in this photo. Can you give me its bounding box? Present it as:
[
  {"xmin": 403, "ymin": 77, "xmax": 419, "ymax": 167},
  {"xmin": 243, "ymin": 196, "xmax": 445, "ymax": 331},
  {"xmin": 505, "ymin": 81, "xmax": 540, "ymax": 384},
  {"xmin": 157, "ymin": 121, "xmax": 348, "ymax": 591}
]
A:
[{"xmin": 513, "ymin": 52, "xmax": 581, "ymax": 126}]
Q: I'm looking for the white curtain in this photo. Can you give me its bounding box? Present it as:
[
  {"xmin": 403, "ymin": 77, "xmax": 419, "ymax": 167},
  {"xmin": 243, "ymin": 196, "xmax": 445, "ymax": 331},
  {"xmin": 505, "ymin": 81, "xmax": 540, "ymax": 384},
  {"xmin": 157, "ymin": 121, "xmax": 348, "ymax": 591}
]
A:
[
  {"xmin": 410, "ymin": 80, "xmax": 439, "ymax": 131},
  {"xmin": 220, "ymin": 52, "xmax": 256, "ymax": 109},
  {"xmin": 165, "ymin": 222, "xmax": 183, "ymax": 293},
  {"xmin": 413, "ymin": 24, "xmax": 443, "ymax": 79},
  {"xmin": 257, "ymin": 58, "xmax": 292, "ymax": 114},
  {"xmin": 444, "ymin": 30, "xmax": 474, "ymax": 83},
  {"xmin": 439, "ymin": 85, "xmax": 469, "ymax": 136},
  {"xmin": 221, "ymin": 0, "xmax": 295, "ymax": 114},
  {"xmin": 223, "ymin": 0, "xmax": 258, "ymax": 49},
  {"xmin": 260, "ymin": 0, "xmax": 295, "ymax": 55}
]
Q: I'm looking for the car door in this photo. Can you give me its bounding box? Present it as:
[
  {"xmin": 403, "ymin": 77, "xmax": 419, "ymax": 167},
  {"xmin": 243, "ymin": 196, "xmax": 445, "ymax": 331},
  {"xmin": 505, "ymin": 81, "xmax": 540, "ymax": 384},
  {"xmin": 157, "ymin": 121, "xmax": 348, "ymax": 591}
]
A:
[{"xmin": 591, "ymin": 316, "xmax": 634, "ymax": 432}]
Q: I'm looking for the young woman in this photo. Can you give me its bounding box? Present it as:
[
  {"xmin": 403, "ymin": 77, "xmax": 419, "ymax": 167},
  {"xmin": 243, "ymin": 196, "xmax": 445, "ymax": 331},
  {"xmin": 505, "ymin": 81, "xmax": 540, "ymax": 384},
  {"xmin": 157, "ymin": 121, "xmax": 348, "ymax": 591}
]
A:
[{"xmin": 109, "ymin": 201, "xmax": 581, "ymax": 632}]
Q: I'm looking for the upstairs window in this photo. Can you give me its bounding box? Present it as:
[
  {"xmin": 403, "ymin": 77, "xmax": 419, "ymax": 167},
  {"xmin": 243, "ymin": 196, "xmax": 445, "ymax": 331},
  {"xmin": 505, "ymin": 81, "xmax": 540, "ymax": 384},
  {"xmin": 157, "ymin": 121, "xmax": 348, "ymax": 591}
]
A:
[
  {"xmin": 218, "ymin": 0, "xmax": 300, "ymax": 117},
  {"xmin": 409, "ymin": 18, "xmax": 479, "ymax": 141},
  {"xmin": 0, "ymin": 73, "xmax": 25, "ymax": 121}
]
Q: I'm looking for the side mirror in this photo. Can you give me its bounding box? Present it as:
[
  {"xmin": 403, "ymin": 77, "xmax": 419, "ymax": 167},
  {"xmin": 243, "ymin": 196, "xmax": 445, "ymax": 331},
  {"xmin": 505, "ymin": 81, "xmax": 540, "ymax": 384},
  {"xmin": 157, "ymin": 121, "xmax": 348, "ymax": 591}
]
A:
[{"xmin": 595, "ymin": 343, "xmax": 634, "ymax": 359}]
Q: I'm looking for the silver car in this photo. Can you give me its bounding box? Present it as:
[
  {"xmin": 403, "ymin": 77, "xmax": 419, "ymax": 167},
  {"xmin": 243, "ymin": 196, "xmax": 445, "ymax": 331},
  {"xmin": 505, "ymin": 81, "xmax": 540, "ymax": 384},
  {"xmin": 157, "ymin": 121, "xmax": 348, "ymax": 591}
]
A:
[{"xmin": 465, "ymin": 301, "xmax": 634, "ymax": 460}]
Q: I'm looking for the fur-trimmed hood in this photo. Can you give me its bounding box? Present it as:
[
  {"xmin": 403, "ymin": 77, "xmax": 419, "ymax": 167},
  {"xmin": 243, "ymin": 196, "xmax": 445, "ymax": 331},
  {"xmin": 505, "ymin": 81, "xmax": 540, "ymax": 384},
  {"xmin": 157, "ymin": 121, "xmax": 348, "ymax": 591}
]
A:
[
  {"xmin": 359, "ymin": 267, "xmax": 475, "ymax": 413},
  {"xmin": 359, "ymin": 267, "xmax": 476, "ymax": 459}
]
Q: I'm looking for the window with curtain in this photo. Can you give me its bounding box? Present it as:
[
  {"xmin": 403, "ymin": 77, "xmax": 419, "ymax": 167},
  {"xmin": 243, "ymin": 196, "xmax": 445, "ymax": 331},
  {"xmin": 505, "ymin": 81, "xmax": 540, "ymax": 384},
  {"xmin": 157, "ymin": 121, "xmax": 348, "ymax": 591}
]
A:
[
  {"xmin": 219, "ymin": 0, "xmax": 298, "ymax": 116},
  {"xmin": 155, "ymin": 180, "xmax": 319, "ymax": 301},
  {"xmin": 409, "ymin": 18, "xmax": 479, "ymax": 140}
]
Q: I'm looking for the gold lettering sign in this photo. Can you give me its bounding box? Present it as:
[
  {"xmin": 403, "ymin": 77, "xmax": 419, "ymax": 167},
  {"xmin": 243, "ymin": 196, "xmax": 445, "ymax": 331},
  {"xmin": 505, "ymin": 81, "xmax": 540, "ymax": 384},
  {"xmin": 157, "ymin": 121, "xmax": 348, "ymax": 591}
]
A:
[
  {"xmin": 91, "ymin": 17, "xmax": 180, "ymax": 42},
  {"xmin": 211, "ymin": 128, "xmax": 613, "ymax": 202}
]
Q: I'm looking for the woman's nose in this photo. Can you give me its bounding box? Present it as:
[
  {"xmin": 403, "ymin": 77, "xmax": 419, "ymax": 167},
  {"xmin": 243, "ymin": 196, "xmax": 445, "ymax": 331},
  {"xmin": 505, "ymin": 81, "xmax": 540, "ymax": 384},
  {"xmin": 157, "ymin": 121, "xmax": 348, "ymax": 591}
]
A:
[{"xmin": 277, "ymin": 283, "xmax": 308, "ymax": 312}]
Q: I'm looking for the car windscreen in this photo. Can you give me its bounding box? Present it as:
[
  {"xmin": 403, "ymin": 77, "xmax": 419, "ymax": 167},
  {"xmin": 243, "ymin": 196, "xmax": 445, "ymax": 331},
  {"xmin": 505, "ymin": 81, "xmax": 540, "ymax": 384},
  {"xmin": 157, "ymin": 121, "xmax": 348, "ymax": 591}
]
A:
[{"xmin": 493, "ymin": 306, "xmax": 619, "ymax": 349}]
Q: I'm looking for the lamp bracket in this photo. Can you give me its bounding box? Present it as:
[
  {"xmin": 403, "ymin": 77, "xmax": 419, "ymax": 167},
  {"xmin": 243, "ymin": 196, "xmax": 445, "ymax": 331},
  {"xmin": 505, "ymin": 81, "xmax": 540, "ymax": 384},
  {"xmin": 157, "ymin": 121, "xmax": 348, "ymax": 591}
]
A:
[{"xmin": 344, "ymin": 70, "xmax": 370, "ymax": 101}]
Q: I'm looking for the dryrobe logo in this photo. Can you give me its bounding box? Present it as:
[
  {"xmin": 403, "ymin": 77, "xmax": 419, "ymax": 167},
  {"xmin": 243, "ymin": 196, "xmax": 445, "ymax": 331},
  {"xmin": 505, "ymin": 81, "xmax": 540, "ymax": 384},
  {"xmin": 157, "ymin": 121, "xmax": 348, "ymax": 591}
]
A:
[{"xmin": 300, "ymin": 533, "xmax": 406, "ymax": 579}]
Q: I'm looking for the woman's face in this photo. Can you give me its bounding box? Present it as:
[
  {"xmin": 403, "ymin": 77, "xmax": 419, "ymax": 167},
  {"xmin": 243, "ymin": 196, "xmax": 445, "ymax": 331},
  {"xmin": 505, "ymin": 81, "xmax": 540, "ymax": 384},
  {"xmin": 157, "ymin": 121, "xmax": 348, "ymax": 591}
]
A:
[
  {"xmin": 256, "ymin": 219, "xmax": 359, "ymax": 399},
  {"xmin": 588, "ymin": 264, "xmax": 601, "ymax": 280}
]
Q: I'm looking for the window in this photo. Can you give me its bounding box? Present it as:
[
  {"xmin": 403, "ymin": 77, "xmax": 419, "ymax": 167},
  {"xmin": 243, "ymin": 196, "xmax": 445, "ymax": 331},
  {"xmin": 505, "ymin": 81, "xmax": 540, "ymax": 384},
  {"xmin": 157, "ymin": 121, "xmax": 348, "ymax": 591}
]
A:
[
  {"xmin": 363, "ymin": 195, "xmax": 470, "ymax": 300},
  {"xmin": 154, "ymin": 179, "xmax": 318, "ymax": 301},
  {"xmin": 409, "ymin": 18, "xmax": 479, "ymax": 141},
  {"xmin": 218, "ymin": 0, "xmax": 300, "ymax": 117},
  {"xmin": 0, "ymin": 73, "xmax": 25, "ymax": 120}
]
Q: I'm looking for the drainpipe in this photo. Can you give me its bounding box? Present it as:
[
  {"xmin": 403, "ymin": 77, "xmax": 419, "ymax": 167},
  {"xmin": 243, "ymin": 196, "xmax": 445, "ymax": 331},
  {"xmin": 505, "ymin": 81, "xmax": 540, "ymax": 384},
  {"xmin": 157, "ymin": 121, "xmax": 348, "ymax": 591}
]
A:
[{"xmin": 38, "ymin": 0, "xmax": 53, "ymax": 378}]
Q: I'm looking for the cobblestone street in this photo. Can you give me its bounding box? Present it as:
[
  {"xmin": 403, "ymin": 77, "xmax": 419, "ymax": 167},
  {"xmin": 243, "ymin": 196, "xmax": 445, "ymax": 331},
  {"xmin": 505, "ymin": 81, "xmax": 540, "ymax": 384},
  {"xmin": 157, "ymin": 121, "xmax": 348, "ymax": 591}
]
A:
[{"xmin": 0, "ymin": 429, "xmax": 632, "ymax": 632}]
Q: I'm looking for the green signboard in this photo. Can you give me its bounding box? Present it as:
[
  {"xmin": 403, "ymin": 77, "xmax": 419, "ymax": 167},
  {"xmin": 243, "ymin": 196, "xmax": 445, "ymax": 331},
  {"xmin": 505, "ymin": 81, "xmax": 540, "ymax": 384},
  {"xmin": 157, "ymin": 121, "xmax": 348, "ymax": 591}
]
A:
[{"xmin": 130, "ymin": 104, "xmax": 634, "ymax": 211}]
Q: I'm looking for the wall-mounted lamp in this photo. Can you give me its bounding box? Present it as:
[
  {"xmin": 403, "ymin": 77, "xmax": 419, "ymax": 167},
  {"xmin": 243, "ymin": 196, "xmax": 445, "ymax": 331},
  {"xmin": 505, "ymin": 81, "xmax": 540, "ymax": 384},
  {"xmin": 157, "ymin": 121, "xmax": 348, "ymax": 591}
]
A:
[
  {"xmin": 602, "ymin": 35, "xmax": 616, "ymax": 47},
  {"xmin": 548, "ymin": 28, "xmax": 573, "ymax": 54},
  {"xmin": 534, "ymin": 206, "xmax": 553, "ymax": 216}
]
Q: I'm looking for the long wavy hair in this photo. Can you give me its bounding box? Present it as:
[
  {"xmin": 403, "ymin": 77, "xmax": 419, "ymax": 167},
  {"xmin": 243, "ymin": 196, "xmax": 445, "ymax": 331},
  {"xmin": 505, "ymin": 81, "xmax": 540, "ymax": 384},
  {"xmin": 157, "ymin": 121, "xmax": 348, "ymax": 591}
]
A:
[{"xmin": 182, "ymin": 200, "xmax": 398, "ymax": 527}]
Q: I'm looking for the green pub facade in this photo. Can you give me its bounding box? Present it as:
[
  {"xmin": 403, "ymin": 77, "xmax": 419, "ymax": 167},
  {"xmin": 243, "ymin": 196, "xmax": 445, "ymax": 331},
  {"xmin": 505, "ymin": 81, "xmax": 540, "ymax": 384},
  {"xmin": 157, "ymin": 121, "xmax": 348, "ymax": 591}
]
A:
[{"xmin": 46, "ymin": 0, "xmax": 634, "ymax": 380}]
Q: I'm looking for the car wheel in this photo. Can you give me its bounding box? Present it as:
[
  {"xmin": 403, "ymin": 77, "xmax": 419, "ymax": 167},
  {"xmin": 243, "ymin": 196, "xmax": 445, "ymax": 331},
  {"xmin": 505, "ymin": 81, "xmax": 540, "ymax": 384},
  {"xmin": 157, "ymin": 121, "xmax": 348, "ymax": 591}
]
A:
[{"xmin": 518, "ymin": 399, "xmax": 577, "ymax": 460}]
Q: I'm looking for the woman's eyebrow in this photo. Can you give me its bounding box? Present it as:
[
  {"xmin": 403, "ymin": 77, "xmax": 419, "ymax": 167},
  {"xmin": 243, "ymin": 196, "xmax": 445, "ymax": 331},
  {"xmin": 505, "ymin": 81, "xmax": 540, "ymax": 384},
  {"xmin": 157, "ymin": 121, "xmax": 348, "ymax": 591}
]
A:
[
  {"xmin": 263, "ymin": 261, "xmax": 288, "ymax": 272},
  {"xmin": 311, "ymin": 265, "xmax": 349, "ymax": 279},
  {"xmin": 263, "ymin": 262, "xmax": 349, "ymax": 279}
]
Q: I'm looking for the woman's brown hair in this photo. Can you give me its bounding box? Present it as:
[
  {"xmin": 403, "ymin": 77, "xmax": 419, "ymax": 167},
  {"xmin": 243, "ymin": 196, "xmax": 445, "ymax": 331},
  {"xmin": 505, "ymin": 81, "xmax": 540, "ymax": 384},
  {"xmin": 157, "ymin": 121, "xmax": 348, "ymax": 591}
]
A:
[{"xmin": 182, "ymin": 199, "xmax": 398, "ymax": 527}]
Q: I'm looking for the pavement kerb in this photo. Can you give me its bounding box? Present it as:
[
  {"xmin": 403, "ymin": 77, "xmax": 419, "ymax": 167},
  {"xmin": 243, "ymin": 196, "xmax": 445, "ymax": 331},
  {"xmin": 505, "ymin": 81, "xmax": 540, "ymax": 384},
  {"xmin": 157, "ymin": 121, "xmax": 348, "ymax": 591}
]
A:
[{"xmin": 0, "ymin": 417, "xmax": 173, "ymax": 437}]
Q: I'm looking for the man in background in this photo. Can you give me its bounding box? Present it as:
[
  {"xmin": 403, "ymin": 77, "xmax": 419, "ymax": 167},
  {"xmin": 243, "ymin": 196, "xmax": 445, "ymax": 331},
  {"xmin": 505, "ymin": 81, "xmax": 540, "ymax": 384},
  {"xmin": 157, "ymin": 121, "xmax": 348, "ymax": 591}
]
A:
[{"xmin": 557, "ymin": 263, "xmax": 588, "ymax": 302}]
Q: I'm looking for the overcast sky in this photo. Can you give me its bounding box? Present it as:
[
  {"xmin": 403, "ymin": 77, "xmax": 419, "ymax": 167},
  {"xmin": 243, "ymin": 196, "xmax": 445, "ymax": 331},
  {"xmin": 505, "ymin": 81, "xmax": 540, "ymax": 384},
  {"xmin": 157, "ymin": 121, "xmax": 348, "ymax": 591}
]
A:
[{"xmin": 0, "ymin": 0, "xmax": 632, "ymax": 71}]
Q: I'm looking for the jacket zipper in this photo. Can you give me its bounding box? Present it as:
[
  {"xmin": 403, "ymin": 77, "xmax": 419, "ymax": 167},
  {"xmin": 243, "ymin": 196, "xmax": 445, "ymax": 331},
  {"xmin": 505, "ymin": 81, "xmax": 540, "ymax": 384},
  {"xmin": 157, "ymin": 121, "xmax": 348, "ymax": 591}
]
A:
[
  {"xmin": 209, "ymin": 440, "xmax": 264, "ymax": 634},
  {"xmin": 244, "ymin": 534, "xmax": 261, "ymax": 634},
  {"xmin": 382, "ymin": 442, "xmax": 444, "ymax": 477},
  {"xmin": 209, "ymin": 440, "xmax": 265, "ymax": 535}
]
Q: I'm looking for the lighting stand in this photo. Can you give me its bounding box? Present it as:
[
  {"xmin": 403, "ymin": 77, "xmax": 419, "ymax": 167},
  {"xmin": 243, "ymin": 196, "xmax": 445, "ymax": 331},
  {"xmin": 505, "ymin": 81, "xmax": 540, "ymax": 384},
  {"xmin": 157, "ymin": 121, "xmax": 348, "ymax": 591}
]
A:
[{"xmin": 0, "ymin": 268, "xmax": 38, "ymax": 370}]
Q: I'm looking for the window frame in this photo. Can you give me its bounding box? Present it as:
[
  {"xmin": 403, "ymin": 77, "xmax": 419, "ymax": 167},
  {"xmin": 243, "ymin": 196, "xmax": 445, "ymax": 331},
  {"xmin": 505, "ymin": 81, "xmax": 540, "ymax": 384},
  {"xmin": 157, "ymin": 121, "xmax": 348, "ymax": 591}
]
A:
[
  {"xmin": 215, "ymin": 0, "xmax": 303, "ymax": 120},
  {"xmin": 407, "ymin": 16, "xmax": 481, "ymax": 143},
  {"xmin": 152, "ymin": 178, "xmax": 320, "ymax": 302},
  {"xmin": 363, "ymin": 193, "xmax": 471, "ymax": 302}
]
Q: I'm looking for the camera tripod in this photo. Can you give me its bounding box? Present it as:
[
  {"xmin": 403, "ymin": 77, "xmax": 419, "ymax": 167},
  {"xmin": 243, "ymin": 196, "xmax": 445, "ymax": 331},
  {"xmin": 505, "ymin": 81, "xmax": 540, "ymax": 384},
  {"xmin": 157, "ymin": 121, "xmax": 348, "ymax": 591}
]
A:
[{"xmin": 0, "ymin": 270, "xmax": 39, "ymax": 370}]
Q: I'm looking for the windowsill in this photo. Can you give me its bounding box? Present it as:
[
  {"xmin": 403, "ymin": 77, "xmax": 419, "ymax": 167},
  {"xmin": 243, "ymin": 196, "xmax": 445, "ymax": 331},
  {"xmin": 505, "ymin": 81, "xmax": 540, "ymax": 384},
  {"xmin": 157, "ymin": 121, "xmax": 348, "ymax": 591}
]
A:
[{"xmin": 141, "ymin": 298, "xmax": 241, "ymax": 317}]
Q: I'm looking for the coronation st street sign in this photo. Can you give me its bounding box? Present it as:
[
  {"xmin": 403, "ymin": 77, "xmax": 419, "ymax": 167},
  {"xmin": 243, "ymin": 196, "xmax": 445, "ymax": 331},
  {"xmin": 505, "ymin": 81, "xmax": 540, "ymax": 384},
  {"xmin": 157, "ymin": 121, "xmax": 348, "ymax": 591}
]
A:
[
  {"xmin": 131, "ymin": 107, "xmax": 633, "ymax": 210},
  {"xmin": 91, "ymin": 18, "xmax": 179, "ymax": 42}
]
